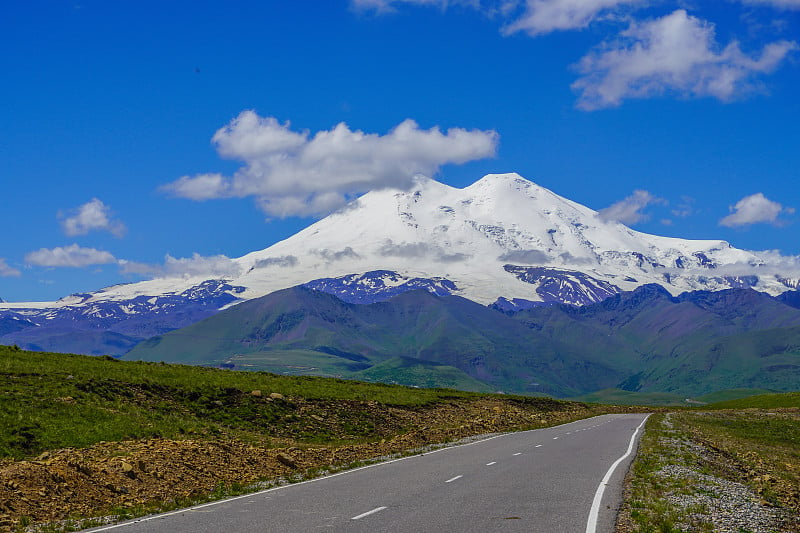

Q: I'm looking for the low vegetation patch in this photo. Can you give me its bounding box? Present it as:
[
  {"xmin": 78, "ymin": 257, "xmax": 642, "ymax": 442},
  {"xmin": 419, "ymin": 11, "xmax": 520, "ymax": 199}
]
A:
[
  {"xmin": 617, "ymin": 401, "xmax": 800, "ymax": 532},
  {"xmin": 0, "ymin": 345, "xmax": 630, "ymax": 531}
]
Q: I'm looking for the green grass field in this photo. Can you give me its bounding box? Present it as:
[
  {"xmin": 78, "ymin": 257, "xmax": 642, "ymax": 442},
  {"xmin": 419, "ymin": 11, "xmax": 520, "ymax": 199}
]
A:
[
  {"xmin": 1, "ymin": 345, "xmax": 497, "ymax": 459},
  {"xmin": 704, "ymin": 391, "xmax": 800, "ymax": 409},
  {"xmin": 568, "ymin": 388, "xmax": 687, "ymax": 406}
]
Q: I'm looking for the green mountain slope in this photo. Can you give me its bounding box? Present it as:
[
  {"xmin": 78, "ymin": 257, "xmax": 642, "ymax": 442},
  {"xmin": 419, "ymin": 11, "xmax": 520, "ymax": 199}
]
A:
[{"xmin": 125, "ymin": 285, "xmax": 800, "ymax": 397}]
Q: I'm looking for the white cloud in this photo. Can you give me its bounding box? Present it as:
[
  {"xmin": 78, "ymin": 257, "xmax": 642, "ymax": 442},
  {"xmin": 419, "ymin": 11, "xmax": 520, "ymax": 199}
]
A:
[
  {"xmin": 353, "ymin": 0, "xmax": 641, "ymax": 33},
  {"xmin": 599, "ymin": 189, "xmax": 664, "ymax": 225},
  {"xmin": 719, "ymin": 192, "xmax": 793, "ymax": 227},
  {"xmin": 503, "ymin": 0, "xmax": 643, "ymax": 36},
  {"xmin": 162, "ymin": 111, "xmax": 499, "ymax": 218},
  {"xmin": 25, "ymin": 244, "xmax": 117, "ymax": 268},
  {"xmin": 572, "ymin": 10, "xmax": 798, "ymax": 110},
  {"xmin": 59, "ymin": 198, "xmax": 126, "ymax": 237},
  {"xmin": 739, "ymin": 0, "xmax": 800, "ymax": 9},
  {"xmin": 251, "ymin": 256, "xmax": 299, "ymax": 269},
  {"xmin": 164, "ymin": 173, "xmax": 229, "ymax": 201},
  {"xmin": 378, "ymin": 240, "xmax": 471, "ymax": 262},
  {"xmin": 312, "ymin": 247, "xmax": 362, "ymax": 262},
  {"xmin": 0, "ymin": 258, "xmax": 21, "ymax": 277},
  {"xmin": 119, "ymin": 253, "xmax": 242, "ymax": 279}
]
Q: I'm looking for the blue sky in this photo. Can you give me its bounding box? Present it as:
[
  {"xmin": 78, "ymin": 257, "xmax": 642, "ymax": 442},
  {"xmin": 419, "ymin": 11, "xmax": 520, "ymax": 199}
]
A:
[{"xmin": 1, "ymin": 0, "xmax": 799, "ymax": 302}]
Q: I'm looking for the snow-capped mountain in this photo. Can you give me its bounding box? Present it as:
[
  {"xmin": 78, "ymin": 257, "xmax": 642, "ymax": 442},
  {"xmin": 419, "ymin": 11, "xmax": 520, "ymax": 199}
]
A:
[
  {"xmin": 229, "ymin": 172, "xmax": 795, "ymax": 304},
  {"xmin": 2, "ymin": 173, "xmax": 798, "ymax": 354}
]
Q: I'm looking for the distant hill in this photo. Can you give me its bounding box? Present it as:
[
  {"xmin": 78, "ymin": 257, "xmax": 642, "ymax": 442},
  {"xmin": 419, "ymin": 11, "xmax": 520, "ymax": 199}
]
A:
[{"xmin": 126, "ymin": 285, "xmax": 800, "ymax": 397}]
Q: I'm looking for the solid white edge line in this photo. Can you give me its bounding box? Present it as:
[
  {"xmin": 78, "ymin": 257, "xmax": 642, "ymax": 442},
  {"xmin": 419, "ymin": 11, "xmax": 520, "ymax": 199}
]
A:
[
  {"xmin": 85, "ymin": 414, "xmax": 619, "ymax": 532},
  {"xmin": 445, "ymin": 475, "xmax": 463, "ymax": 483},
  {"xmin": 351, "ymin": 506, "xmax": 387, "ymax": 520},
  {"xmin": 584, "ymin": 414, "xmax": 650, "ymax": 533}
]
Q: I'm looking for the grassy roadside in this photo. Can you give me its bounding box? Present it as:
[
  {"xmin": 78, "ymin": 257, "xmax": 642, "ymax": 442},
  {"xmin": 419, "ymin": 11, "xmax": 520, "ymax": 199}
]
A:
[
  {"xmin": 0, "ymin": 346, "xmax": 632, "ymax": 531},
  {"xmin": 617, "ymin": 399, "xmax": 800, "ymax": 532},
  {"xmin": 1, "ymin": 345, "xmax": 506, "ymax": 460}
]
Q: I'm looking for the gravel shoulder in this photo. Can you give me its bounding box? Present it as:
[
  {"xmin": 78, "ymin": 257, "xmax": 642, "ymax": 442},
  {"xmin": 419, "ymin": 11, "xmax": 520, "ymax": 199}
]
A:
[{"xmin": 616, "ymin": 411, "xmax": 800, "ymax": 533}]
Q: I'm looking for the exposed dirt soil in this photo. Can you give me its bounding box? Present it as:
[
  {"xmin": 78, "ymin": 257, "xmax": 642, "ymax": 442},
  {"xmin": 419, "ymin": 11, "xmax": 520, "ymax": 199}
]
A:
[{"xmin": 0, "ymin": 396, "xmax": 623, "ymax": 531}]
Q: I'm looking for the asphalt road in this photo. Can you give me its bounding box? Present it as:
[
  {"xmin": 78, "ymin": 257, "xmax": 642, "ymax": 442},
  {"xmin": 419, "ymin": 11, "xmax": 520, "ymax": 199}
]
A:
[{"xmin": 86, "ymin": 413, "xmax": 649, "ymax": 533}]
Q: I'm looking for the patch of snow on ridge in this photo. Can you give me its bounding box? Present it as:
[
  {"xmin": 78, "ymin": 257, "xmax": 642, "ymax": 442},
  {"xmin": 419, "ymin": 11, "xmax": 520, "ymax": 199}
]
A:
[
  {"xmin": 303, "ymin": 270, "xmax": 459, "ymax": 304},
  {"xmin": 503, "ymin": 266, "xmax": 622, "ymax": 306}
]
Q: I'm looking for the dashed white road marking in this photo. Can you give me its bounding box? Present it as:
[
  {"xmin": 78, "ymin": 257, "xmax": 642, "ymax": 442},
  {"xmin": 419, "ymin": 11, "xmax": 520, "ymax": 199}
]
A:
[
  {"xmin": 486, "ymin": 462, "xmax": 496, "ymax": 466},
  {"xmin": 553, "ymin": 437, "xmax": 559, "ymax": 440},
  {"xmin": 513, "ymin": 453, "xmax": 522, "ymax": 456},
  {"xmin": 351, "ymin": 506, "xmax": 387, "ymax": 520},
  {"xmin": 445, "ymin": 475, "xmax": 463, "ymax": 483},
  {"xmin": 87, "ymin": 414, "xmax": 621, "ymax": 532}
]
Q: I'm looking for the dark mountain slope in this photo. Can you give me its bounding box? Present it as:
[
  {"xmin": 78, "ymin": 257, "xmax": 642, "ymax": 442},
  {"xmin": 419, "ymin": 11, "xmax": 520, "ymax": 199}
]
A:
[
  {"xmin": 125, "ymin": 285, "xmax": 800, "ymax": 397},
  {"xmin": 126, "ymin": 287, "xmax": 633, "ymax": 396}
]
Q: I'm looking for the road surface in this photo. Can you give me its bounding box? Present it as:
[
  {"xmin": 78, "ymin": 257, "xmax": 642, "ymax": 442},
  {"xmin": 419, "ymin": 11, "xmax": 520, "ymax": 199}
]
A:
[{"xmin": 86, "ymin": 413, "xmax": 649, "ymax": 533}]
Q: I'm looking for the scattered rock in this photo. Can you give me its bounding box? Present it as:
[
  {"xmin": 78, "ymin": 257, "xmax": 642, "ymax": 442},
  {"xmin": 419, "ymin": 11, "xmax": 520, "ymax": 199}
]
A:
[
  {"xmin": 276, "ymin": 453, "xmax": 298, "ymax": 468},
  {"xmin": 269, "ymin": 392, "xmax": 284, "ymax": 400},
  {"xmin": 250, "ymin": 390, "xmax": 262, "ymax": 397},
  {"xmin": 120, "ymin": 462, "xmax": 136, "ymax": 479}
]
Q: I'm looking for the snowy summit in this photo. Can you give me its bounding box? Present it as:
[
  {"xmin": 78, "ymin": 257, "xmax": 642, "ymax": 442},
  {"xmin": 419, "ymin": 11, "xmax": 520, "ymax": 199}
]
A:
[{"xmin": 4, "ymin": 173, "xmax": 794, "ymax": 312}]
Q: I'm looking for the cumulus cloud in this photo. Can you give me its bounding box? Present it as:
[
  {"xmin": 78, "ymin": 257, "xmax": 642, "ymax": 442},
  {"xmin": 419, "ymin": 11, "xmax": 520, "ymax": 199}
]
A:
[
  {"xmin": 0, "ymin": 258, "xmax": 21, "ymax": 277},
  {"xmin": 349, "ymin": 2, "xmax": 797, "ymax": 109},
  {"xmin": 251, "ymin": 256, "xmax": 299, "ymax": 269},
  {"xmin": 572, "ymin": 10, "xmax": 798, "ymax": 110},
  {"xmin": 599, "ymin": 190, "xmax": 665, "ymax": 225},
  {"xmin": 25, "ymin": 244, "xmax": 117, "ymax": 268},
  {"xmin": 378, "ymin": 240, "xmax": 470, "ymax": 262},
  {"xmin": 504, "ymin": 0, "xmax": 644, "ymax": 36},
  {"xmin": 59, "ymin": 198, "xmax": 126, "ymax": 237},
  {"xmin": 719, "ymin": 192, "xmax": 794, "ymax": 227},
  {"xmin": 119, "ymin": 253, "xmax": 242, "ymax": 279},
  {"xmin": 161, "ymin": 112, "xmax": 498, "ymax": 218}
]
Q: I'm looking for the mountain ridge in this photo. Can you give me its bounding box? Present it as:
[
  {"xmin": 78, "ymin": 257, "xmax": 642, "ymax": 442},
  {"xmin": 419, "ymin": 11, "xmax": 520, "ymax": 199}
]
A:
[
  {"xmin": 3, "ymin": 172, "xmax": 799, "ymax": 357},
  {"xmin": 125, "ymin": 284, "xmax": 800, "ymax": 397}
]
